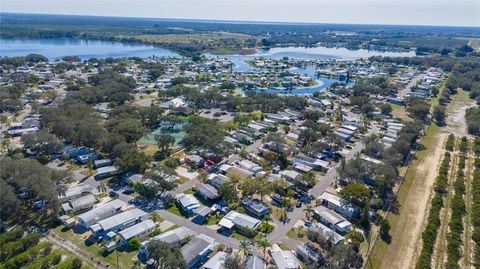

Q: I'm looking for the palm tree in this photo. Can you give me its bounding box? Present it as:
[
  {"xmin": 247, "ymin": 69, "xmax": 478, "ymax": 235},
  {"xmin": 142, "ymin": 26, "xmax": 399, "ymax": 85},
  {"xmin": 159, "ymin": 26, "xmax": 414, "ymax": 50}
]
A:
[
  {"xmin": 239, "ymin": 240, "xmax": 251, "ymax": 259},
  {"xmin": 303, "ymin": 205, "xmax": 314, "ymax": 221},
  {"xmin": 257, "ymin": 238, "xmax": 272, "ymax": 261},
  {"xmin": 97, "ymin": 182, "xmax": 107, "ymax": 193}
]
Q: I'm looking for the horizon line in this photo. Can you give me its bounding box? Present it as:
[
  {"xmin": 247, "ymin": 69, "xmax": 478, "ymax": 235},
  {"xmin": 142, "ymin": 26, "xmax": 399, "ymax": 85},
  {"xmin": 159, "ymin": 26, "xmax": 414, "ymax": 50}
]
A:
[{"xmin": 2, "ymin": 12, "xmax": 479, "ymax": 29}]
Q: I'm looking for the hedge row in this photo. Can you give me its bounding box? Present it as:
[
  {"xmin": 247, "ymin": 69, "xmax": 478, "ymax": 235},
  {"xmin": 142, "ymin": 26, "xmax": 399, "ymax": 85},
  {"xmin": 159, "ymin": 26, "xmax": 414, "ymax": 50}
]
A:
[
  {"xmin": 0, "ymin": 233, "xmax": 41, "ymax": 262},
  {"xmin": 446, "ymin": 134, "xmax": 455, "ymax": 151},
  {"xmin": 446, "ymin": 154, "xmax": 467, "ymax": 269},
  {"xmin": 416, "ymin": 151, "xmax": 452, "ymax": 269},
  {"xmin": 472, "ymin": 155, "xmax": 480, "ymax": 266}
]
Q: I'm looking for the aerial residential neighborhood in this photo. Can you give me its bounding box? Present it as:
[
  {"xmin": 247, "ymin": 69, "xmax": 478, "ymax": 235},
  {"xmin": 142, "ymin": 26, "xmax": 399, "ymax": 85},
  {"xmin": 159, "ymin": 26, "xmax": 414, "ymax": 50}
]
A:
[{"xmin": 0, "ymin": 3, "xmax": 480, "ymax": 269}]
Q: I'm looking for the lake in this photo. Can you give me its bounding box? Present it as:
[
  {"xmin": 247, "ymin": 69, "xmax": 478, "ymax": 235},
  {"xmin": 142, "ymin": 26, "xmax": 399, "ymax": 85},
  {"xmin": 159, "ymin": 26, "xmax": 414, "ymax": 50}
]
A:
[{"xmin": 0, "ymin": 38, "xmax": 180, "ymax": 60}]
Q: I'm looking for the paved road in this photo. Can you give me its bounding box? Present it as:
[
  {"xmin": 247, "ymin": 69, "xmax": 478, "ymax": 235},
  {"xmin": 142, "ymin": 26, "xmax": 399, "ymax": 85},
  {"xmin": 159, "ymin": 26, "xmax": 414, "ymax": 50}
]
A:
[
  {"xmin": 156, "ymin": 210, "xmax": 241, "ymax": 248},
  {"xmin": 398, "ymin": 70, "xmax": 427, "ymax": 99},
  {"xmin": 268, "ymin": 126, "xmax": 376, "ymax": 243}
]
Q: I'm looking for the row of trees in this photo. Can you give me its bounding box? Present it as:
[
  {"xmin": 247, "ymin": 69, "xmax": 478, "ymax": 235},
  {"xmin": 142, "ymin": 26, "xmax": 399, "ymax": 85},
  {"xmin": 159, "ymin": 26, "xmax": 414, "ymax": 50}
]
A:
[
  {"xmin": 465, "ymin": 107, "xmax": 480, "ymax": 135},
  {"xmin": 416, "ymin": 150, "xmax": 452, "ymax": 269},
  {"xmin": 472, "ymin": 138, "xmax": 480, "ymax": 265}
]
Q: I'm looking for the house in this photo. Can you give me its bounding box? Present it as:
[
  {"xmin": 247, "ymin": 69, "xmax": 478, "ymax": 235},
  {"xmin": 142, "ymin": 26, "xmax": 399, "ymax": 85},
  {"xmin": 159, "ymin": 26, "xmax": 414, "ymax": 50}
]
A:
[
  {"xmin": 94, "ymin": 166, "xmax": 121, "ymax": 180},
  {"xmin": 245, "ymin": 255, "xmax": 266, "ymax": 269},
  {"xmin": 219, "ymin": 164, "xmax": 254, "ymax": 179},
  {"xmin": 61, "ymin": 194, "xmax": 95, "ymax": 215},
  {"xmin": 6, "ymin": 127, "xmax": 39, "ymax": 137},
  {"xmin": 319, "ymin": 192, "xmax": 360, "ymax": 218},
  {"xmin": 218, "ymin": 210, "xmax": 260, "ymax": 236},
  {"xmin": 181, "ymin": 234, "xmax": 216, "ymax": 269},
  {"xmin": 312, "ymin": 222, "xmax": 344, "ymax": 245},
  {"xmin": 176, "ymin": 193, "xmax": 201, "ymax": 216},
  {"xmin": 242, "ymin": 198, "xmax": 270, "ymax": 219},
  {"xmin": 270, "ymin": 244, "xmax": 301, "ymax": 269},
  {"xmin": 118, "ymin": 219, "xmax": 156, "ymax": 244},
  {"xmin": 185, "ymin": 155, "xmax": 205, "ymax": 168},
  {"xmin": 94, "ymin": 159, "xmax": 113, "ymax": 169},
  {"xmin": 90, "ymin": 208, "xmax": 149, "ymax": 237},
  {"xmin": 238, "ymin": 160, "xmax": 263, "ymax": 174},
  {"xmin": 280, "ymin": 170, "xmax": 300, "ymax": 182},
  {"xmin": 77, "ymin": 199, "xmax": 127, "ymax": 228},
  {"xmin": 203, "ymin": 251, "xmax": 228, "ymax": 269},
  {"xmin": 122, "ymin": 173, "xmax": 144, "ymax": 184},
  {"xmin": 313, "ymin": 206, "xmax": 351, "ymax": 234},
  {"xmin": 196, "ymin": 184, "xmax": 220, "ymax": 201},
  {"xmin": 206, "ymin": 174, "xmax": 229, "ymax": 189},
  {"xmin": 296, "ymin": 244, "xmax": 322, "ymax": 264},
  {"xmin": 293, "ymin": 155, "xmax": 329, "ymax": 172},
  {"xmin": 139, "ymin": 227, "xmax": 196, "ymax": 258},
  {"xmin": 192, "ymin": 205, "xmax": 213, "ymax": 224},
  {"xmin": 58, "ymin": 183, "xmax": 93, "ymax": 203}
]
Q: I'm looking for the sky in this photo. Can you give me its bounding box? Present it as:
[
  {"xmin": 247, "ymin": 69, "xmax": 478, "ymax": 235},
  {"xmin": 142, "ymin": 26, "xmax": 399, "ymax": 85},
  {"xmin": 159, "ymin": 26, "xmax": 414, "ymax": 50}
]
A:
[{"xmin": 2, "ymin": 0, "xmax": 479, "ymax": 27}]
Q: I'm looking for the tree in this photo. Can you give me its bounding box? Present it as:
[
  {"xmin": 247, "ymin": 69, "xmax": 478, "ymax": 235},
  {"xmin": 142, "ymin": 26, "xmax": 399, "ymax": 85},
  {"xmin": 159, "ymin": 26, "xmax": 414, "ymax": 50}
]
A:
[
  {"xmin": 146, "ymin": 240, "xmax": 187, "ymax": 269},
  {"xmin": 218, "ymin": 182, "xmax": 238, "ymax": 204},
  {"xmin": 379, "ymin": 103, "xmax": 392, "ymax": 115},
  {"xmin": 407, "ymin": 99, "xmax": 430, "ymax": 120},
  {"xmin": 116, "ymin": 151, "xmax": 152, "ymax": 173},
  {"xmin": 239, "ymin": 240, "xmax": 251, "ymax": 258},
  {"xmin": 155, "ymin": 134, "xmax": 175, "ymax": 152},
  {"xmin": 257, "ymin": 238, "xmax": 272, "ymax": 260},
  {"xmin": 222, "ymin": 255, "xmax": 242, "ymax": 269},
  {"xmin": 128, "ymin": 237, "xmax": 141, "ymax": 250},
  {"xmin": 71, "ymin": 258, "xmax": 83, "ymax": 269},
  {"xmin": 379, "ymin": 219, "xmax": 391, "ymax": 235},
  {"xmin": 303, "ymin": 205, "xmax": 314, "ymax": 221},
  {"xmin": 340, "ymin": 183, "xmax": 371, "ymax": 207},
  {"xmin": 97, "ymin": 182, "xmax": 107, "ymax": 193},
  {"xmin": 294, "ymin": 172, "xmax": 316, "ymax": 190},
  {"xmin": 433, "ymin": 105, "xmax": 446, "ymax": 126},
  {"xmin": 21, "ymin": 131, "xmax": 63, "ymax": 156},
  {"xmin": 108, "ymin": 117, "xmax": 148, "ymax": 144}
]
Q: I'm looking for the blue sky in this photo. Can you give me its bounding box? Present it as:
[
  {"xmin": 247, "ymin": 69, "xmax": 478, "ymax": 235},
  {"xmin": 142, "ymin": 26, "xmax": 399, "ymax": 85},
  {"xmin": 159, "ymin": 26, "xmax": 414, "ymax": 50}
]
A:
[{"xmin": 2, "ymin": 0, "xmax": 479, "ymax": 27}]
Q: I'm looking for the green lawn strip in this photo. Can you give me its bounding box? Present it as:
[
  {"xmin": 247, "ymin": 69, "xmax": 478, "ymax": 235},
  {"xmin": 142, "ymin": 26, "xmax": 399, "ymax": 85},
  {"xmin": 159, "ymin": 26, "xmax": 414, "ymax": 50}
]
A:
[{"xmin": 52, "ymin": 226, "xmax": 136, "ymax": 269}]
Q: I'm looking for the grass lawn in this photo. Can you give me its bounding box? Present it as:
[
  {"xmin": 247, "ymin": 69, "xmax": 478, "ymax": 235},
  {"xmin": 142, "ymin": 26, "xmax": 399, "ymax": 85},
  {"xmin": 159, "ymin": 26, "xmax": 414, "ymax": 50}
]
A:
[
  {"xmin": 391, "ymin": 104, "xmax": 413, "ymax": 122},
  {"xmin": 167, "ymin": 204, "xmax": 186, "ymax": 217},
  {"xmin": 205, "ymin": 214, "xmax": 222, "ymax": 226},
  {"xmin": 52, "ymin": 226, "xmax": 137, "ymax": 269}
]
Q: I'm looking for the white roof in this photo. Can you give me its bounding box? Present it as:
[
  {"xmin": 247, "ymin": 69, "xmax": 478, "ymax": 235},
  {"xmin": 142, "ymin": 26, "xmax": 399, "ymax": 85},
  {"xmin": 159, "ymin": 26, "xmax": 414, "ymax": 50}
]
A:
[
  {"xmin": 203, "ymin": 251, "xmax": 228, "ymax": 269},
  {"xmin": 118, "ymin": 219, "xmax": 155, "ymax": 241},
  {"xmin": 222, "ymin": 210, "xmax": 260, "ymax": 229},
  {"xmin": 144, "ymin": 227, "xmax": 196, "ymax": 246},
  {"xmin": 271, "ymin": 244, "xmax": 300, "ymax": 269},
  {"xmin": 77, "ymin": 199, "xmax": 127, "ymax": 226},
  {"xmin": 97, "ymin": 208, "xmax": 148, "ymax": 231},
  {"xmin": 176, "ymin": 193, "xmax": 201, "ymax": 211}
]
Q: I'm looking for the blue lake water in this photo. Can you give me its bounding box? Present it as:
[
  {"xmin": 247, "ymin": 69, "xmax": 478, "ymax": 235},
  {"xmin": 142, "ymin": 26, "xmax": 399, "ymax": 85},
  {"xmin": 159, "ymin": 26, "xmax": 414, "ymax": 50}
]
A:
[
  {"xmin": 1, "ymin": 38, "xmax": 410, "ymax": 94},
  {"xmin": 0, "ymin": 39, "xmax": 180, "ymax": 60}
]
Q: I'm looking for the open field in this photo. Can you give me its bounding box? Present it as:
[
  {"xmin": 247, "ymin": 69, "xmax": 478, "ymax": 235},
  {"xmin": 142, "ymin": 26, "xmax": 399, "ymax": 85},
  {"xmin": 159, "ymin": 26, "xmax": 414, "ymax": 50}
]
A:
[{"xmin": 366, "ymin": 124, "xmax": 447, "ymax": 269}]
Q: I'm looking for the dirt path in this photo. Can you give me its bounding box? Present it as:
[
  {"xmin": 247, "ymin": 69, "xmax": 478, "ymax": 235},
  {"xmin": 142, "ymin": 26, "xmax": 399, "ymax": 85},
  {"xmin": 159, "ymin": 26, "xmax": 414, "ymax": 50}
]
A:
[
  {"xmin": 46, "ymin": 231, "xmax": 110, "ymax": 269},
  {"xmin": 462, "ymin": 141, "xmax": 475, "ymax": 269},
  {"xmin": 433, "ymin": 142, "xmax": 459, "ymax": 269}
]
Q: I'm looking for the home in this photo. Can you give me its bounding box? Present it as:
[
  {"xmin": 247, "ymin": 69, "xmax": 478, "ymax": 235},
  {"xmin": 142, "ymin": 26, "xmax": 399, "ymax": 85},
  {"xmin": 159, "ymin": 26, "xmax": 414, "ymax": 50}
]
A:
[
  {"xmin": 185, "ymin": 155, "xmax": 205, "ymax": 169},
  {"xmin": 94, "ymin": 166, "xmax": 121, "ymax": 180},
  {"xmin": 206, "ymin": 174, "xmax": 229, "ymax": 189},
  {"xmin": 58, "ymin": 183, "xmax": 93, "ymax": 203},
  {"xmin": 118, "ymin": 219, "xmax": 156, "ymax": 245},
  {"xmin": 296, "ymin": 244, "xmax": 322, "ymax": 264},
  {"xmin": 192, "ymin": 205, "xmax": 213, "ymax": 224},
  {"xmin": 242, "ymin": 198, "xmax": 270, "ymax": 219},
  {"xmin": 313, "ymin": 206, "xmax": 351, "ymax": 234},
  {"xmin": 61, "ymin": 194, "xmax": 95, "ymax": 215},
  {"xmin": 312, "ymin": 222, "xmax": 344, "ymax": 245},
  {"xmin": 6, "ymin": 127, "xmax": 39, "ymax": 137},
  {"xmin": 203, "ymin": 251, "xmax": 228, "ymax": 269},
  {"xmin": 218, "ymin": 210, "xmax": 260, "ymax": 236},
  {"xmin": 181, "ymin": 234, "xmax": 216, "ymax": 269},
  {"xmin": 77, "ymin": 199, "xmax": 128, "ymax": 228},
  {"xmin": 219, "ymin": 164, "xmax": 254, "ymax": 179},
  {"xmin": 196, "ymin": 184, "xmax": 220, "ymax": 201},
  {"xmin": 245, "ymin": 255, "xmax": 266, "ymax": 269},
  {"xmin": 90, "ymin": 208, "xmax": 149, "ymax": 237},
  {"xmin": 280, "ymin": 170, "xmax": 300, "ymax": 182},
  {"xmin": 176, "ymin": 193, "xmax": 201, "ymax": 216},
  {"xmin": 93, "ymin": 159, "xmax": 113, "ymax": 169},
  {"xmin": 319, "ymin": 192, "xmax": 360, "ymax": 218},
  {"xmin": 122, "ymin": 173, "xmax": 144, "ymax": 184},
  {"xmin": 238, "ymin": 159, "xmax": 263, "ymax": 174},
  {"xmin": 139, "ymin": 227, "xmax": 196, "ymax": 258},
  {"xmin": 270, "ymin": 244, "xmax": 301, "ymax": 269}
]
